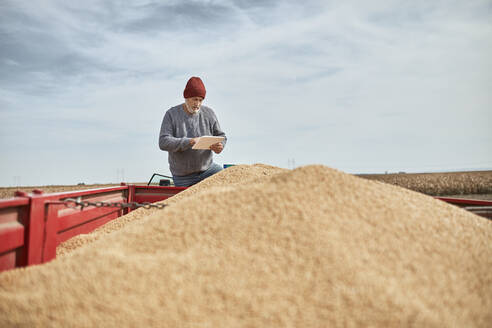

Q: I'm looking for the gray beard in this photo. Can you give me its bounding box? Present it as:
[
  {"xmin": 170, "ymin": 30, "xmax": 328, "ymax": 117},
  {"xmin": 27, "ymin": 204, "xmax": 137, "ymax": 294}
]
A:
[{"xmin": 184, "ymin": 103, "xmax": 200, "ymax": 114}]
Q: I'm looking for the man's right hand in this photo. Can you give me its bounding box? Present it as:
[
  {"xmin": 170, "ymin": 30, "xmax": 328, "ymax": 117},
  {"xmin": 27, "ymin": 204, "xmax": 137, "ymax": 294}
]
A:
[{"xmin": 189, "ymin": 138, "xmax": 199, "ymax": 146}]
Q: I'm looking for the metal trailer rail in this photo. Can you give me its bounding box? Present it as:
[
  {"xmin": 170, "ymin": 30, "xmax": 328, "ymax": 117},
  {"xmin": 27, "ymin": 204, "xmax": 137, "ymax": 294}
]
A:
[
  {"xmin": 0, "ymin": 184, "xmax": 186, "ymax": 273},
  {"xmin": 435, "ymin": 197, "xmax": 492, "ymax": 220},
  {"xmin": 0, "ymin": 188, "xmax": 490, "ymax": 273}
]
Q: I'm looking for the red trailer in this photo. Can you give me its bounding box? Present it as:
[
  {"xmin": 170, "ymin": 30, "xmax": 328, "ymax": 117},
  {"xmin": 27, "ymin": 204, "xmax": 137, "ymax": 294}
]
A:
[
  {"xmin": 0, "ymin": 184, "xmax": 185, "ymax": 273},
  {"xmin": 0, "ymin": 185, "xmax": 490, "ymax": 273}
]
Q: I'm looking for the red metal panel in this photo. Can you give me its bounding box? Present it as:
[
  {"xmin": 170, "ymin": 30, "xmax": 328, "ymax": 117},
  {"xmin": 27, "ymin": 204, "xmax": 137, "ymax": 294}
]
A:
[
  {"xmin": 56, "ymin": 195, "xmax": 125, "ymax": 218},
  {"xmin": 0, "ymin": 197, "xmax": 30, "ymax": 209},
  {"xmin": 126, "ymin": 184, "xmax": 136, "ymax": 214},
  {"xmin": 57, "ymin": 206, "xmax": 123, "ymax": 232},
  {"xmin": 136, "ymin": 185, "xmax": 187, "ymax": 192},
  {"xmin": 0, "ymin": 197, "xmax": 30, "ymax": 271},
  {"xmin": 45, "ymin": 186, "xmax": 128, "ymax": 198},
  {"xmin": 134, "ymin": 186, "xmax": 186, "ymax": 204},
  {"xmin": 25, "ymin": 196, "xmax": 47, "ymax": 266},
  {"xmin": 0, "ymin": 220, "xmax": 25, "ymax": 272},
  {"xmin": 435, "ymin": 197, "xmax": 492, "ymax": 206},
  {"xmin": 435, "ymin": 197, "xmax": 492, "ymax": 220},
  {"xmin": 56, "ymin": 210, "xmax": 120, "ymax": 244},
  {"xmin": 0, "ymin": 222, "xmax": 24, "ymax": 254},
  {"xmin": 0, "ymin": 208, "xmax": 25, "ymax": 225},
  {"xmin": 42, "ymin": 203, "xmax": 60, "ymax": 263},
  {"xmin": 134, "ymin": 195, "xmax": 171, "ymax": 203}
]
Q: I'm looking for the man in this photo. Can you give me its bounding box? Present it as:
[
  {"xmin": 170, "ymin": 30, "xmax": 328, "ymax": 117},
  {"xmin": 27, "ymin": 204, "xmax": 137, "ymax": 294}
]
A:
[{"xmin": 159, "ymin": 76, "xmax": 227, "ymax": 187}]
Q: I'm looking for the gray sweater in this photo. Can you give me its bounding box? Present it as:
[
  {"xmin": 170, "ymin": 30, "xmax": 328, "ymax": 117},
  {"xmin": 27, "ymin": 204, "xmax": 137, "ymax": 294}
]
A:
[{"xmin": 159, "ymin": 104, "xmax": 227, "ymax": 176}]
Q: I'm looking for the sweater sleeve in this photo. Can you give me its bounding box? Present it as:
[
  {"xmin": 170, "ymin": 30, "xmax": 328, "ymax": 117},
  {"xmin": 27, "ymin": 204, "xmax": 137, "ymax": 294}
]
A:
[
  {"xmin": 212, "ymin": 112, "xmax": 227, "ymax": 147},
  {"xmin": 159, "ymin": 110, "xmax": 192, "ymax": 152}
]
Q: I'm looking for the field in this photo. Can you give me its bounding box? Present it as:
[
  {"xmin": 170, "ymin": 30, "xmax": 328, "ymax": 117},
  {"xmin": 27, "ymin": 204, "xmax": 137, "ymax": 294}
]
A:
[
  {"xmin": 1, "ymin": 170, "xmax": 491, "ymax": 200},
  {"xmin": 0, "ymin": 183, "xmax": 121, "ymax": 199},
  {"xmin": 358, "ymin": 170, "xmax": 492, "ymax": 199}
]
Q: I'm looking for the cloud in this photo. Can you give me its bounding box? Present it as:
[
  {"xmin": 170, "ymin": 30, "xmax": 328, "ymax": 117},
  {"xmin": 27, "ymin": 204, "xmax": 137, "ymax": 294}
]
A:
[
  {"xmin": 0, "ymin": 0, "xmax": 491, "ymax": 185},
  {"xmin": 0, "ymin": 2, "xmax": 118, "ymax": 96},
  {"xmin": 120, "ymin": 1, "xmax": 235, "ymax": 33}
]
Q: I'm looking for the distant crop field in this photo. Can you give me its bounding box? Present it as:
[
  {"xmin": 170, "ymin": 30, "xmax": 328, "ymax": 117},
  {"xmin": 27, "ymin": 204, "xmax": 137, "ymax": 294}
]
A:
[
  {"xmin": 0, "ymin": 184, "xmax": 120, "ymax": 199},
  {"xmin": 359, "ymin": 171, "xmax": 492, "ymax": 196}
]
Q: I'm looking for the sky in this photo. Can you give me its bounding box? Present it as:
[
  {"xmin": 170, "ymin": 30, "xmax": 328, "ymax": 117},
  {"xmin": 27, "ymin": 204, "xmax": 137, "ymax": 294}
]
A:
[{"xmin": 0, "ymin": 0, "xmax": 491, "ymax": 186}]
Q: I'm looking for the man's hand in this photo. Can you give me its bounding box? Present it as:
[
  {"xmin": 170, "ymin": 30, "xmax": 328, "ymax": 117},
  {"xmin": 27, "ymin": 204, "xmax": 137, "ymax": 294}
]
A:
[
  {"xmin": 189, "ymin": 138, "xmax": 199, "ymax": 146},
  {"xmin": 210, "ymin": 142, "xmax": 224, "ymax": 154}
]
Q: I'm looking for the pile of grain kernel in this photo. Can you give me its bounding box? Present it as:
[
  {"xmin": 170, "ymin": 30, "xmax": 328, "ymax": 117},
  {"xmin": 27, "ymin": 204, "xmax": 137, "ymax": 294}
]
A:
[
  {"xmin": 1, "ymin": 164, "xmax": 491, "ymax": 327},
  {"xmin": 56, "ymin": 164, "xmax": 286, "ymax": 256}
]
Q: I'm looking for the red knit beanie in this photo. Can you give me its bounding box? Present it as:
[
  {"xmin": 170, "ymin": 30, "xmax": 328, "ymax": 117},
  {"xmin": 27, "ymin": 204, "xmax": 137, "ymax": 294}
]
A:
[{"xmin": 183, "ymin": 76, "xmax": 206, "ymax": 99}]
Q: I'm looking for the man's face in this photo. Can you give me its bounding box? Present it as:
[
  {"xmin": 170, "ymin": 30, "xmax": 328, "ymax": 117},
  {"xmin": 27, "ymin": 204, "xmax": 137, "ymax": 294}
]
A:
[{"xmin": 185, "ymin": 97, "xmax": 203, "ymax": 114}]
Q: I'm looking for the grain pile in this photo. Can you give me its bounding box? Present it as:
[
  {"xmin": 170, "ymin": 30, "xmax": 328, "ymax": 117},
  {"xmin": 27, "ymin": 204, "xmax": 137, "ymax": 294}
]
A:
[
  {"xmin": 1, "ymin": 164, "xmax": 491, "ymax": 327},
  {"xmin": 56, "ymin": 164, "xmax": 286, "ymax": 256}
]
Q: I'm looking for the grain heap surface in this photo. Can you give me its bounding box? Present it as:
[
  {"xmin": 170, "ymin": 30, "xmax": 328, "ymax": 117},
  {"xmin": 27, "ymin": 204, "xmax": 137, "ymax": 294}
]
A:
[
  {"xmin": 1, "ymin": 165, "xmax": 492, "ymax": 327},
  {"xmin": 57, "ymin": 164, "xmax": 286, "ymax": 256}
]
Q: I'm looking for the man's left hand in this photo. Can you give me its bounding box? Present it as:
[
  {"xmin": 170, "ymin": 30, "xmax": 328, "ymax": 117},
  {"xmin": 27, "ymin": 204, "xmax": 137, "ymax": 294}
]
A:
[{"xmin": 210, "ymin": 142, "xmax": 223, "ymax": 154}]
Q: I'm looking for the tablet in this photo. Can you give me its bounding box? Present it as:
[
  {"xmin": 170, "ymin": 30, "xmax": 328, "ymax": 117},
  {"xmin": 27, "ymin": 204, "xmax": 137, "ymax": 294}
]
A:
[{"xmin": 192, "ymin": 136, "xmax": 225, "ymax": 150}]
